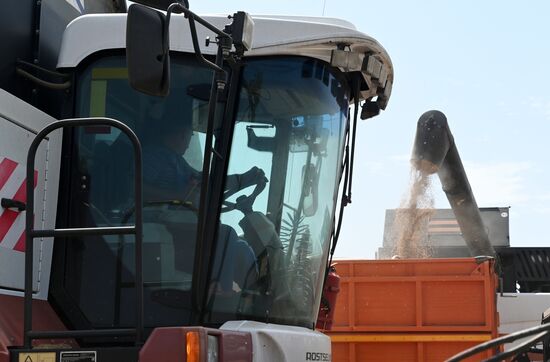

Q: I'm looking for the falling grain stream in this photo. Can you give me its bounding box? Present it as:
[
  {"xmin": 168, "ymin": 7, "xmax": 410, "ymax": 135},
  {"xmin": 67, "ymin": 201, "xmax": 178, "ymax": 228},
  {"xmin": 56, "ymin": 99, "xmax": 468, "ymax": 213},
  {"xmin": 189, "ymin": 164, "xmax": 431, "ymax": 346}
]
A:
[{"xmin": 390, "ymin": 169, "xmax": 435, "ymax": 259}]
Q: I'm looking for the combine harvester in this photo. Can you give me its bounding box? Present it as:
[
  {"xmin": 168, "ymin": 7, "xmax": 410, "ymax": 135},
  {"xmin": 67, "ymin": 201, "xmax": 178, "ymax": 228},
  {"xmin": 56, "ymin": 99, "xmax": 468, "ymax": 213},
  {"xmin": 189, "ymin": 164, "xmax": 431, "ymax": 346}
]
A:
[
  {"xmin": 0, "ymin": 0, "xmax": 394, "ymax": 361},
  {"xmin": 3, "ymin": 1, "xmax": 545, "ymax": 361}
]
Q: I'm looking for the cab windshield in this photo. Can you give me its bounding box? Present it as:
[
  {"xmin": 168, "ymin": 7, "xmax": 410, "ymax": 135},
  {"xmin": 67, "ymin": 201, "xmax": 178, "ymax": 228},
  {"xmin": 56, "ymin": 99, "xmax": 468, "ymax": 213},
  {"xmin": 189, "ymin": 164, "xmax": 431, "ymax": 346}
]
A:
[
  {"xmin": 56, "ymin": 54, "xmax": 348, "ymax": 331},
  {"xmin": 208, "ymin": 57, "xmax": 349, "ymax": 327}
]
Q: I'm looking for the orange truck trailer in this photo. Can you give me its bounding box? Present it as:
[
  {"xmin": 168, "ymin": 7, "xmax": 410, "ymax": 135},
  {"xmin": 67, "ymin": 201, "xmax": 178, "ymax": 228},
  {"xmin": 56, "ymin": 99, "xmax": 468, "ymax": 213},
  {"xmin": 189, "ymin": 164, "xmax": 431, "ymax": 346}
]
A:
[{"xmin": 324, "ymin": 258, "xmax": 499, "ymax": 362}]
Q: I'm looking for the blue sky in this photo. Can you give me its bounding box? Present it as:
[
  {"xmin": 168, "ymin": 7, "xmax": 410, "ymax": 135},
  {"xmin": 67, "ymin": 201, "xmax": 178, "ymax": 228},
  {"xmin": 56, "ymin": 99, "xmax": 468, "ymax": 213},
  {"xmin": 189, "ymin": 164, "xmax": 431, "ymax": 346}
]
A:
[{"xmin": 192, "ymin": 1, "xmax": 550, "ymax": 258}]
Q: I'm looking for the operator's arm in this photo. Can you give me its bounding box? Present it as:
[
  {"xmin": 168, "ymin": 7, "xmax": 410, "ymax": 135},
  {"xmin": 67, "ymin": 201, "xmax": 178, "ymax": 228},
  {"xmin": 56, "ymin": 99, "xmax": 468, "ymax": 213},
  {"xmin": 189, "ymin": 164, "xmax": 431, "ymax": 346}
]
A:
[
  {"xmin": 144, "ymin": 145, "xmax": 266, "ymax": 204},
  {"xmin": 225, "ymin": 166, "xmax": 268, "ymax": 198},
  {"xmin": 143, "ymin": 148, "xmax": 196, "ymax": 202}
]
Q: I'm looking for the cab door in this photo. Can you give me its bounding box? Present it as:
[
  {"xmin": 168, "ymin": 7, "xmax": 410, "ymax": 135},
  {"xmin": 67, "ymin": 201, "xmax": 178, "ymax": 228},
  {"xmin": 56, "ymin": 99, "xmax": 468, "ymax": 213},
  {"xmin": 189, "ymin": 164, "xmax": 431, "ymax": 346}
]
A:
[{"xmin": 0, "ymin": 89, "xmax": 62, "ymax": 300}]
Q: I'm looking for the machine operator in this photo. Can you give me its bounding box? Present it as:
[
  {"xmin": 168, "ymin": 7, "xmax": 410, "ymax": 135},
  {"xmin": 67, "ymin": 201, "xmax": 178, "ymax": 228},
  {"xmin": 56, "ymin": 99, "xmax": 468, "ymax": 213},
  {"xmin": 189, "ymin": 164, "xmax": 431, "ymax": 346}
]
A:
[{"xmin": 142, "ymin": 96, "xmax": 263, "ymax": 294}]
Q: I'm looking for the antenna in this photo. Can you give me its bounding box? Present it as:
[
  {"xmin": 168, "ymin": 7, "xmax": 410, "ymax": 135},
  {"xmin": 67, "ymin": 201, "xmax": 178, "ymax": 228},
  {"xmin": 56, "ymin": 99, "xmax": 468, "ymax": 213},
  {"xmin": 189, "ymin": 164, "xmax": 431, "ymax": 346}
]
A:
[{"xmin": 322, "ymin": 0, "xmax": 327, "ymax": 16}]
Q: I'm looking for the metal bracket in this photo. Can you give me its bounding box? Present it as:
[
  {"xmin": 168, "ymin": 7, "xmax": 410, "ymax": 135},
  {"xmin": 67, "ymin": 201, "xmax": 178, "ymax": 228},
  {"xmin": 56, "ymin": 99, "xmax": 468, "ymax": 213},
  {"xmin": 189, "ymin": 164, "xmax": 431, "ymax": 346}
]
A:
[{"xmin": 1, "ymin": 197, "xmax": 26, "ymax": 211}]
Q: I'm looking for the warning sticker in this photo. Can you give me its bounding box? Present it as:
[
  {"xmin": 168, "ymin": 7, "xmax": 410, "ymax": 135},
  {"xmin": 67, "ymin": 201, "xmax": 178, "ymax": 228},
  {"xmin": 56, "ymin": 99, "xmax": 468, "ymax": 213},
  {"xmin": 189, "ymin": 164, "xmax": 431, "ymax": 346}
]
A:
[
  {"xmin": 60, "ymin": 351, "xmax": 97, "ymax": 362},
  {"xmin": 18, "ymin": 352, "xmax": 56, "ymax": 362}
]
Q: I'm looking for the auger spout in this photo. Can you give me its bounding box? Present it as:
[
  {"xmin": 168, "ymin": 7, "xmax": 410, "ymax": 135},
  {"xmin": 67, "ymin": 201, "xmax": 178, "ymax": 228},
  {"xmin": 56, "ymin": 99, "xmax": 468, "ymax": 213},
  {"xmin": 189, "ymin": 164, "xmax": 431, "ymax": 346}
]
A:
[{"xmin": 411, "ymin": 110, "xmax": 495, "ymax": 257}]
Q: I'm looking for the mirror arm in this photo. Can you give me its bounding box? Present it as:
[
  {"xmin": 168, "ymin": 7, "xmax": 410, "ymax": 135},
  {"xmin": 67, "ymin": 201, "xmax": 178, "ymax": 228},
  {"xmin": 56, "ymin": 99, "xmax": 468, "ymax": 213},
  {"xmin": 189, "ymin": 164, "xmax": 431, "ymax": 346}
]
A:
[
  {"xmin": 167, "ymin": 3, "xmax": 230, "ymax": 39},
  {"xmin": 188, "ymin": 16, "xmax": 224, "ymax": 73},
  {"xmin": 166, "ymin": 3, "xmax": 232, "ymax": 74}
]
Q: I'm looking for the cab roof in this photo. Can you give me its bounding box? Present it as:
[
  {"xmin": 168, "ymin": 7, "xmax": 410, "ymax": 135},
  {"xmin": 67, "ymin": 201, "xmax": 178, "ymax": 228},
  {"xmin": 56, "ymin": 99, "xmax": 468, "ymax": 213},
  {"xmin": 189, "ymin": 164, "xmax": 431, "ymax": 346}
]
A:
[{"xmin": 57, "ymin": 13, "xmax": 393, "ymax": 106}]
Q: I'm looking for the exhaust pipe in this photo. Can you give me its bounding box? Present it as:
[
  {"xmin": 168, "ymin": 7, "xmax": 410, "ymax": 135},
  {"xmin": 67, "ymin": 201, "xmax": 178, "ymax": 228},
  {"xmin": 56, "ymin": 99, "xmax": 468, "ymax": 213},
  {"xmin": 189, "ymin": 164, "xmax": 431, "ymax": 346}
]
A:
[{"xmin": 411, "ymin": 110, "xmax": 495, "ymax": 257}]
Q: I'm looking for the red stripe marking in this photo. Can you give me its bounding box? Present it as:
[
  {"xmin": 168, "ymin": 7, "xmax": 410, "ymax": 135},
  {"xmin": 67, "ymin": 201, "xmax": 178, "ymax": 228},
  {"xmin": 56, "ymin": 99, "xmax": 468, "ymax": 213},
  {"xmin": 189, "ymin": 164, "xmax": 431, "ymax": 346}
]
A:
[
  {"xmin": 13, "ymin": 229, "xmax": 26, "ymax": 252},
  {"xmin": 11, "ymin": 170, "xmax": 38, "ymax": 202},
  {"xmin": 0, "ymin": 158, "xmax": 18, "ymax": 190},
  {"xmin": 0, "ymin": 170, "xmax": 38, "ymax": 248},
  {"xmin": 13, "ymin": 212, "xmax": 34, "ymax": 252},
  {"xmin": 0, "ymin": 210, "xmax": 18, "ymax": 242}
]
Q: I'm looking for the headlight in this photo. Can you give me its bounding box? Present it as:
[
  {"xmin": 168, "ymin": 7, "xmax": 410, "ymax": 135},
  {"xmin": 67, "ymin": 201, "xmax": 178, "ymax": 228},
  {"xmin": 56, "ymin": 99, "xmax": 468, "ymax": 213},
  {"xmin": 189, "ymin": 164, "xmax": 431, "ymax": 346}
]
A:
[
  {"xmin": 231, "ymin": 11, "xmax": 254, "ymax": 51},
  {"xmin": 139, "ymin": 327, "xmax": 250, "ymax": 362}
]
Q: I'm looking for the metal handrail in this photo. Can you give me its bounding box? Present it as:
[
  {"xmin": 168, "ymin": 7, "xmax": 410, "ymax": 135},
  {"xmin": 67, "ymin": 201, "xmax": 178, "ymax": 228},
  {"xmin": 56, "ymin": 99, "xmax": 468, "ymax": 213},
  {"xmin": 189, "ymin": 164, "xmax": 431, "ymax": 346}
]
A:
[
  {"xmin": 23, "ymin": 117, "xmax": 144, "ymax": 348},
  {"xmin": 446, "ymin": 323, "xmax": 550, "ymax": 362}
]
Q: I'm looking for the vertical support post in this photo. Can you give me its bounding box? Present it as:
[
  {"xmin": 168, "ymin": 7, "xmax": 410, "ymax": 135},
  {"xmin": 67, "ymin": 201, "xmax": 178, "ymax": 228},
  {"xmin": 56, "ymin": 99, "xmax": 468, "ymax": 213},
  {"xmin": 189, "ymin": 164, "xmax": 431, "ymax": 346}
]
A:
[
  {"xmin": 133, "ymin": 127, "xmax": 144, "ymax": 345},
  {"xmin": 23, "ymin": 130, "xmax": 39, "ymax": 348}
]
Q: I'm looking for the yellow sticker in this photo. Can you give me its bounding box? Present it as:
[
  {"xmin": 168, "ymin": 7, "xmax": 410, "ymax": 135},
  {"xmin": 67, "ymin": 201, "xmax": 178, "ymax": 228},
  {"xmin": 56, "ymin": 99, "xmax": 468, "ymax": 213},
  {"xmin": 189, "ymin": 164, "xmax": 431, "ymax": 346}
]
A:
[
  {"xmin": 92, "ymin": 67, "xmax": 128, "ymax": 80},
  {"xmin": 18, "ymin": 352, "xmax": 56, "ymax": 362}
]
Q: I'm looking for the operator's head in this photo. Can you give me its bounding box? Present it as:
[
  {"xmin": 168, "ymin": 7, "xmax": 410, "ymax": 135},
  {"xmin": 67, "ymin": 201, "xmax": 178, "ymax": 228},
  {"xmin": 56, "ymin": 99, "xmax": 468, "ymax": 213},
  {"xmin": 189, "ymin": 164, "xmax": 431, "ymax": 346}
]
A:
[
  {"xmin": 160, "ymin": 116, "xmax": 193, "ymax": 155},
  {"xmin": 149, "ymin": 93, "xmax": 194, "ymax": 154}
]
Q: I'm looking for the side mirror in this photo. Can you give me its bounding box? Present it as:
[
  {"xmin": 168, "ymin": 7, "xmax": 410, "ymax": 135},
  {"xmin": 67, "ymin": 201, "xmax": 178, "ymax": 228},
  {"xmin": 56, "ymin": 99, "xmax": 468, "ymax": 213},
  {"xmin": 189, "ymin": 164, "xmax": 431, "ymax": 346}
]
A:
[{"xmin": 126, "ymin": 4, "xmax": 170, "ymax": 97}]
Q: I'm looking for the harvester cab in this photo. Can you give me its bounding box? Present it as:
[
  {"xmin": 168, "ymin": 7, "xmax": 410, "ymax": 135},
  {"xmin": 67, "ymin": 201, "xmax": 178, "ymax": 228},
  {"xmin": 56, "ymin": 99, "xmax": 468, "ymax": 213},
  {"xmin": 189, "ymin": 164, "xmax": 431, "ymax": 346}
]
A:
[{"xmin": 0, "ymin": 1, "xmax": 393, "ymax": 361}]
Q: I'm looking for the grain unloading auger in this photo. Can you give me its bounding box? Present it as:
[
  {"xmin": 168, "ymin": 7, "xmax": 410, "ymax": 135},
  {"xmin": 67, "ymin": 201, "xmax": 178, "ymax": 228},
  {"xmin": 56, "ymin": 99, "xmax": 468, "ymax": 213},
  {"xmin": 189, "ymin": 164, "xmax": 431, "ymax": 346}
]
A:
[{"xmin": 411, "ymin": 110, "xmax": 496, "ymax": 257}]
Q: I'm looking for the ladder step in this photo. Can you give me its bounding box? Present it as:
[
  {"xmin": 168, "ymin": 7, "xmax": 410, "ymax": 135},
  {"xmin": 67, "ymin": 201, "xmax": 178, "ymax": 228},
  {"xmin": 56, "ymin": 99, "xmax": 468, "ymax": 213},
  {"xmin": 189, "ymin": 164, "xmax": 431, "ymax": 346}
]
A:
[{"xmin": 32, "ymin": 226, "xmax": 136, "ymax": 238}]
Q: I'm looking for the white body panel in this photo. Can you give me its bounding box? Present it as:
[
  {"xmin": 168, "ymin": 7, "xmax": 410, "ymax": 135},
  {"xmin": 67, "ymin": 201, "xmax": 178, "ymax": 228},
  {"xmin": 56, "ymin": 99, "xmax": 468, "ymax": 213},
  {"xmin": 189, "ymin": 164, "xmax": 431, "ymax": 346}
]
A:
[
  {"xmin": 0, "ymin": 89, "xmax": 62, "ymax": 300},
  {"xmin": 221, "ymin": 321, "xmax": 331, "ymax": 362},
  {"xmin": 498, "ymin": 293, "xmax": 550, "ymax": 349}
]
